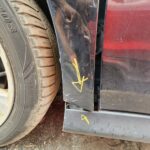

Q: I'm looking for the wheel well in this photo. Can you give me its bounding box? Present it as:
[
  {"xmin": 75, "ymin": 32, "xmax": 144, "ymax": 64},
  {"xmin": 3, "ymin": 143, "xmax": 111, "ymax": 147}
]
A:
[{"xmin": 35, "ymin": 0, "xmax": 55, "ymax": 31}]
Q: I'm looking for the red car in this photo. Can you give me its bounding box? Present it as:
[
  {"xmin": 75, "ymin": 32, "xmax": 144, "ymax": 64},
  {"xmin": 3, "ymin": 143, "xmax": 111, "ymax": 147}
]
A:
[{"xmin": 0, "ymin": 0, "xmax": 150, "ymax": 146}]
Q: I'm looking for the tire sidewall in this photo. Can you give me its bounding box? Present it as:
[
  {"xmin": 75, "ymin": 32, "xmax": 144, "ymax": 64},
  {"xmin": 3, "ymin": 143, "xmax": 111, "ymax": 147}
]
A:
[{"xmin": 0, "ymin": 1, "xmax": 38, "ymax": 145}]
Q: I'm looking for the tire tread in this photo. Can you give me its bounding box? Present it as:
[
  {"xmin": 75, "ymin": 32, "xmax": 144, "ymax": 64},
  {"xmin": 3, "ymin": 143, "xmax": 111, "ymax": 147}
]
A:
[{"xmin": 1, "ymin": 0, "xmax": 60, "ymax": 146}]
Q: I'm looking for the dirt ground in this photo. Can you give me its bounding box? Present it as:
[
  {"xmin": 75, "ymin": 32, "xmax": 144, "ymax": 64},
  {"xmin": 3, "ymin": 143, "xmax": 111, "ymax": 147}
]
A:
[{"xmin": 4, "ymin": 95, "xmax": 150, "ymax": 150}]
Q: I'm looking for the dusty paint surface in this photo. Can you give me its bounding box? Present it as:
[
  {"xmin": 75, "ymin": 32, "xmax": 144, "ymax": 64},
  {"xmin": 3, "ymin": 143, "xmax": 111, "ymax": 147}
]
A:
[
  {"xmin": 47, "ymin": 0, "xmax": 100, "ymax": 111},
  {"xmin": 4, "ymin": 95, "xmax": 150, "ymax": 150}
]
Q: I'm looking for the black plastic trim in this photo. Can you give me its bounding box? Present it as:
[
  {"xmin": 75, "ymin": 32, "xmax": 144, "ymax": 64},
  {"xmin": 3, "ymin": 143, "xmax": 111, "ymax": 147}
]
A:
[{"xmin": 63, "ymin": 108, "xmax": 150, "ymax": 143}]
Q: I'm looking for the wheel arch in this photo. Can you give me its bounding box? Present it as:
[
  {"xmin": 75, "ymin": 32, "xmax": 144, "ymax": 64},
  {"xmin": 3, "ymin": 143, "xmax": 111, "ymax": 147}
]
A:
[{"xmin": 46, "ymin": 0, "xmax": 100, "ymax": 111}]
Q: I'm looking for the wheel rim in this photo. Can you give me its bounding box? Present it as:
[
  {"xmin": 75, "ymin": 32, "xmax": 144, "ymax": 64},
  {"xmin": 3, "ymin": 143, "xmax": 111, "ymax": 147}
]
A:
[{"xmin": 0, "ymin": 44, "xmax": 14, "ymax": 126}]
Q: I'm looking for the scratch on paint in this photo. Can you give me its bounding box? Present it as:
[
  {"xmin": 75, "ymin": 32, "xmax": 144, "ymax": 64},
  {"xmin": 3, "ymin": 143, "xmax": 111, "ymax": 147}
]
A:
[{"xmin": 72, "ymin": 58, "xmax": 88, "ymax": 93}]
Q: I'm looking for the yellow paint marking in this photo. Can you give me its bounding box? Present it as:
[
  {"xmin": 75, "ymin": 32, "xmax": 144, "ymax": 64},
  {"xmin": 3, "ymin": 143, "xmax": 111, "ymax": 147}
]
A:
[
  {"xmin": 72, "ymin": 58, "xmax": 88, "ymax": 93},
  {"xmin": 81, "ymin": 114, "xmax": 90, "ymax": 125}
]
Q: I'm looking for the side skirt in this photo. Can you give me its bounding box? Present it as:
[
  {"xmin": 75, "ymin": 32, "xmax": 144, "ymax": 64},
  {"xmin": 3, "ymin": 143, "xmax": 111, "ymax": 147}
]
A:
[{"xmin": 63, "ymin": 108, "xmax": 150, "ymax": 143}]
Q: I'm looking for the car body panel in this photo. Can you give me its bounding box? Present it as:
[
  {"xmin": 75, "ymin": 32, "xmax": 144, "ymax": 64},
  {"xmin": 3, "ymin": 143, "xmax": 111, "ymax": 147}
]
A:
[
  {"xmin": 47, "ymin": 0, "xmax": 99, "ymax": 111},
  {"xmin": 63, "ymin": 108, "xmax": 150, "ymax": 143},
  {"xmin": 47, "ymin": 0, "xmax": 150, "ymax": 143},
  {"xmin": 101, "ymin": 0, "xmax": 150, "ymax": 114}
]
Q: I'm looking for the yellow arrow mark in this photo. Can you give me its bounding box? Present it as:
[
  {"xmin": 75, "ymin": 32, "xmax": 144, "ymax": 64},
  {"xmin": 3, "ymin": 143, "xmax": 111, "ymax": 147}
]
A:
[
  {"xmin": 81, "ymin": 114, "xmax": 90, "ymax": 125},
  {"xmin": 72, "ymin": 58, "xmax": 88, "ymax": 93}
]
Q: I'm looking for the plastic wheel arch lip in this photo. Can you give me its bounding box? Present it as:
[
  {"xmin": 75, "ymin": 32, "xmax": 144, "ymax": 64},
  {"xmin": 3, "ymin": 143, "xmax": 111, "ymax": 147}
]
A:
[{"xmin": 47, "ymin": 0, "xmax": 100, "ymax": 111}]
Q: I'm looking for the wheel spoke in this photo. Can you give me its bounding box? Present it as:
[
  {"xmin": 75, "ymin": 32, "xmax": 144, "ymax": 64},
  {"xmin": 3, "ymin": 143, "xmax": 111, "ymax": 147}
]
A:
[
  {"xmin": 0, "ymin": 89, "xmax": 8, "ymax": 114},
  {"xmin": 0, "ymin": 44, "xmax": 14, "ymax": 125},
  {"xmin": 0, "ymin": 89, "xmax": 8, "ymax": 97}
]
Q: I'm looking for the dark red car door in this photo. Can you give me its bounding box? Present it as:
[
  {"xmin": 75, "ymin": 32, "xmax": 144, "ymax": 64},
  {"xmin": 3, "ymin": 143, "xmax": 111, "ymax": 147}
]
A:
[{"xmin": 101, "ymin": 0, "xmax": 150, "ymax": 114}]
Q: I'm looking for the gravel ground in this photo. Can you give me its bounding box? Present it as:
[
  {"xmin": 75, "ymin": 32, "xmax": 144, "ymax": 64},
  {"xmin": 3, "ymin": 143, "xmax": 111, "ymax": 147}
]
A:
[{"xmin": 2, "ymin": 95, "xmax": 150, "ymax": 150}]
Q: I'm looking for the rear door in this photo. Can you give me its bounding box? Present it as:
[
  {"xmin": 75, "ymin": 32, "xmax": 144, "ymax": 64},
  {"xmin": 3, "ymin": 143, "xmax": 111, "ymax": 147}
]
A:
[{"xmin": 101, "ymin": 0, "xmax": 150, "ymax": 114}]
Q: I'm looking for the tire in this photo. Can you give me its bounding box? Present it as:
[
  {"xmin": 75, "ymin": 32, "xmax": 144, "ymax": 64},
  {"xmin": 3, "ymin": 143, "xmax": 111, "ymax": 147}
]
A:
[{"xmin": 0, "ymin": 0, "xmax": 60, "ymax": 147}]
